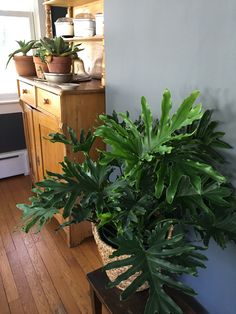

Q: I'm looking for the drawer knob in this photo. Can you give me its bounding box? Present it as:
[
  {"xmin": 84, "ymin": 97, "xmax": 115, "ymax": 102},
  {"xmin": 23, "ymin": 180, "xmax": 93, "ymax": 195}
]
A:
[
  {"xmin": 43, "ymin": 98, "xmax": 50, "ymax": 104},
  {"xmin": 22, "ymin": 89, "xmax": 28, "ymax": 94}
]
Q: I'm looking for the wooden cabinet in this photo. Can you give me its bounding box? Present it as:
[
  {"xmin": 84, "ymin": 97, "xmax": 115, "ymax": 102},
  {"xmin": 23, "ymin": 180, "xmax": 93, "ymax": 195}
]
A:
[{"xmin": 18, "ymin": 77, "xmax": 105, "ymax": 247}]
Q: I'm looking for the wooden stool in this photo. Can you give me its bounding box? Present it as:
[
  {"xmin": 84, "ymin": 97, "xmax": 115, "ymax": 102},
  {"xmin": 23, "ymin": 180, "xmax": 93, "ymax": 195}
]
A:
[{"xmin": 87, "ymin": 268, "xmax": 208, "ymax": 314}]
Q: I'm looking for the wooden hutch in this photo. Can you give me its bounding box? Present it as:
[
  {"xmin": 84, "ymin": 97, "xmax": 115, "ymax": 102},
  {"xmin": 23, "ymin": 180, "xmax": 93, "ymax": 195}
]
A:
[
  {"xmin": 44, "ymin": 0, "xmax": 105, "ymax": 85},
  {"xmin": 18, "ymin": 0, "xmax": 105, "ymax": 247}
]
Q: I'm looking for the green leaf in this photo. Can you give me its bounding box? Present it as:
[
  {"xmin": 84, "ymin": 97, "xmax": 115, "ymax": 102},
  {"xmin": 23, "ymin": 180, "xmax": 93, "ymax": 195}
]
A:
[
  {"xmin": 189, "ymin": 176, "xmax": 201, "ymax": 194},
  {"xmin": 157, "ymin": 89, "xmax": 172, "ymax": 143},
  {"xmin": 141, "ymin": 96, "xmax": 153, "ymax": 148},
  {"xmin": 17, "ymin": 204, "xmax": 58, "ymax": 233},
  {"xmin": 185, "ymin": 160, "xmax": 226, "ymax": 183},
  {"xmin": 104, "ymin": 222, "xmax": 206, "ymax": 314},
  {"xmin": 166, "ymin": 166, "xmax": 184, "ymax": 204},
  {"xmin": 155, "ymin": 163, "xmax": 166, "ymax": 198},
  {"xmin": 171, "ymin": 91, "xmax": 201, "ymax": 132},
  {"xmin": 63, "ymin": 191, "xmax": 79, "ymax": 218},
  {"xmin": 214, "ymin": 214, "xmax": 236, "ymax": 234}
]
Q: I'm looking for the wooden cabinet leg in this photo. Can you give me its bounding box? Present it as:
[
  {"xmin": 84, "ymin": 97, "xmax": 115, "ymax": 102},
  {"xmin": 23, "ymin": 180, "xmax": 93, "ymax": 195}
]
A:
[
  {"xmin": 68, "ymin": 221, "xmax": 92, "ymax": 248},
  {"xmin": 90, "ymin": 285, "xmax": 102, "ymax": 314}
]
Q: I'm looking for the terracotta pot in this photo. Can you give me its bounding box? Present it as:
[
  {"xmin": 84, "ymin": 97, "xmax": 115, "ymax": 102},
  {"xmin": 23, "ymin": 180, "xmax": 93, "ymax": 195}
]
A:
[
  {"xmin": 47, "ymin": 56, "xmax": 72, "ymax": 74},
  {"xmin": 13, "ymin": 56, "xmax": 36, "ymax": 76},
  {"xmin": 33, "ymin": 56, "xmax": 49, "ymax": 79},
  {"xmin": 92, "ymin": 224, "xmax": 148, "ymax": 291}
]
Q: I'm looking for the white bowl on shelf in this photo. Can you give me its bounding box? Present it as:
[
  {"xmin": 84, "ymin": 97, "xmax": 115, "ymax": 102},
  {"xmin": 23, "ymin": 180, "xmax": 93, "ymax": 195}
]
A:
[{"xmin": 58, "ymin": 83, "xmax": 79, "ymax": 90}]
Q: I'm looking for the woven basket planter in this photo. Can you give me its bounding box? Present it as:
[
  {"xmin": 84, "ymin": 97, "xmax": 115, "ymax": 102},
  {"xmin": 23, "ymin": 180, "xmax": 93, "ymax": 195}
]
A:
[{"xmin": 92, "ymin": 224, "xmax": 149, "ymax": 291}]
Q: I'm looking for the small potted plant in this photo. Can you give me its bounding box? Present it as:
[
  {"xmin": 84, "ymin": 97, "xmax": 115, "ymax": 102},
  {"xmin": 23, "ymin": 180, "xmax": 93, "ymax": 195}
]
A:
[
  {"xmin": 6, "ymin": 40, "xmax": 36, "ymax": 76},
  {"xmin": 39, "ymin": 36, "xmax": 84, "ymax": 73},
  {"xmin": 33, "ymin": 41, "xmax": 49, "ymax": 79},
  {"xmin": 17, "ymin": 90, "xmax": 236, "ymax": 314}
]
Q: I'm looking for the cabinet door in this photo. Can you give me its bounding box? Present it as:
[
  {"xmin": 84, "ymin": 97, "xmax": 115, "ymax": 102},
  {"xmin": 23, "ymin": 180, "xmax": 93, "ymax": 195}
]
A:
[
  {"xmin": 22, "ymin": 102, "xmax": 38, "ymax": 183},
  {"xmin": 33, "ymin": 110, "xmax": 66, "ymax": 182}
]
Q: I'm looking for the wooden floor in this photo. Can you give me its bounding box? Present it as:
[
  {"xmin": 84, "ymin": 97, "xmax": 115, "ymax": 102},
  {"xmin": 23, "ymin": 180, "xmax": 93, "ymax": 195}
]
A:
[{"xmin": 0, "ymin": 175, "xmax": 108, "ymax": 314}]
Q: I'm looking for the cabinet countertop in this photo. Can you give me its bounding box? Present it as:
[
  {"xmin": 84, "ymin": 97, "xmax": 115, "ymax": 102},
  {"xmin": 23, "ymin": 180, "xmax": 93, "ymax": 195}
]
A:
[{"xmin": 18, "ymin": 76, "xmax": 105, "ymax": 96}]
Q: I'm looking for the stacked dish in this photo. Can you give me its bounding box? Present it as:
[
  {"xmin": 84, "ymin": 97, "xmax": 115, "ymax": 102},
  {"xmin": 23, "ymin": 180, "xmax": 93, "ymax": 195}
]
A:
[{"xmin": 44, "ymin": 73, "xmax": 72, "ymax": 83}]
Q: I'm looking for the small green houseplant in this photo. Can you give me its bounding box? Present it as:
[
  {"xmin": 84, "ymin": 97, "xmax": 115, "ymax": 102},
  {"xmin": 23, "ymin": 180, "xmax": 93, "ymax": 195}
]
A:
[
  {"xmin": 33, "ymin": 41, "xmax": 49, "ymax": 78},
  {"xmin": 39, "ymin": 36, "xmax": 84, "ymax": 73},
  {"xmin": 6, "ymin": 40, "xmax": 36, "ymax": 76},
  {"xmin": 18, "ymin": 90, "xmax": 236, "ymax": 314}
]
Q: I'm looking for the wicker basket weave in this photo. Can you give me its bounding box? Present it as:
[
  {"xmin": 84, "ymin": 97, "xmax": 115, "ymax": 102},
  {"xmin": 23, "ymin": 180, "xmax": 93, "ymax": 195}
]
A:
[{"xmin": 92, "ymin": 224, "xmax": 149, "ymax": 291}]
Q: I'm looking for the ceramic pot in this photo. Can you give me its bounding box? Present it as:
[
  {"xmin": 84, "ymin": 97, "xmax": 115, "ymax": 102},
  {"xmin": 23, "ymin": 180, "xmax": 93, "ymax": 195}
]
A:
[
  {"xmin": 13, "ymin": 56, "xmax": 36, "ymax": 76},
  {"xmin": 47, "ymin": 56, "xmax": 72, "ymax": 74},
  {"xmin": 92, "ymin": 224, "xmax": 148, "ymax": 291},
  {"xmin": 33, "ymin": 56, "xmax": 49, "ymax": 79}
]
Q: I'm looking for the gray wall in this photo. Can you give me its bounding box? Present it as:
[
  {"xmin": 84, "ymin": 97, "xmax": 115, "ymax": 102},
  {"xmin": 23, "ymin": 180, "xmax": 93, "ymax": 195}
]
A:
[{"xmin": 104, "ymin": 1, "xmax": 236, "ymax": 313}]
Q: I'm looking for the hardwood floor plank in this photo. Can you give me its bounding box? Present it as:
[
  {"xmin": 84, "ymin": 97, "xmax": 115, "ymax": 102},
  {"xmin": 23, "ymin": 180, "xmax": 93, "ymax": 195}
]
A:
[
  {"xmin": 45, "ymin": 220, "xmax": 95, "ymax": 313},
  {"xmin": 36, "ymin": 240, "xmax": 81, "ymax": 314},
  {"xmin": 0, "ymin": 210, "xmax": 15, "ymax": 253},
  {"xmin": 11, "ymin": 231, "xmax": 52, "ymax": 314},
  {"xmin": 41, "ymin": 227, "xmax": 93, "ymax": 313},
  {"xmin": 0, "ymin": 188, "xmax": 16, "ymax": 254},
  {"xmin": 7, "ymin": 250, "xmax": 39, "ymax": 314},
  {"xmin": 72, "ymin": 237, "xmax": 103, "ymax": 276},
  {"xmin": 22, "ymin": 233, "xmax": 66, "ymax": 313},
  {"xmin": 9, "ymin": 298, "xmax": 25, "ymax": 314},
  {"xmin": 4, "ymin": 179, "xmax": 70, "ymax": 313},
  {"xmin": 80, "ymin": 239, "xmax": 103, "ymax": 270},
  {"xmin": 0, "ymin": 273, "xmax": 11, "ymax": 314},
  {"xmin": 0, "ymin": 246, "xmax": 19, "ymax": 303},
  {"xmin": 0, "ymin": 181, "xmax": 52, "ymax": 314}
]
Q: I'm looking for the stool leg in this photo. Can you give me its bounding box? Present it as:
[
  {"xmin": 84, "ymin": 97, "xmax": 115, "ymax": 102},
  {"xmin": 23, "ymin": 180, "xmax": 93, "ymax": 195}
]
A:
[{"xmin": 90, "ymin": 285, "xmax": 102, "ymax": 314}]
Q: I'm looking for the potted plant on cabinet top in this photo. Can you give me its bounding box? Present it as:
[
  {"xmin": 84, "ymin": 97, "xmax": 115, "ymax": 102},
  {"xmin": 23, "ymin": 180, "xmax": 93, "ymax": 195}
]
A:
[
  {"xmin": 17, "ymin": 90, "xmax": 236, "ymax": 314},
  {"xmin": 39, "ymin": 36, "xmax": 84, "ymax": 73},
  {"xmin": 33, "ymin": 41, "xmax": 49, "ymax": 79},
  {"xmin": 6, "ymin": 39, "xmax": 36, "ymax": 76}
]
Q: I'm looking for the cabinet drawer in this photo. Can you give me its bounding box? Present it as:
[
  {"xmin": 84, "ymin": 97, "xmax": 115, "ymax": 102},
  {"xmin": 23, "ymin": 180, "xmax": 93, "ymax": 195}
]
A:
[
  {"xmin": 19, "ymin": 82, "xmax": 35, "ymax": 106},
  {"xmin": 37, "ymin": 89, "xmax": 61, "ymax": 117}
]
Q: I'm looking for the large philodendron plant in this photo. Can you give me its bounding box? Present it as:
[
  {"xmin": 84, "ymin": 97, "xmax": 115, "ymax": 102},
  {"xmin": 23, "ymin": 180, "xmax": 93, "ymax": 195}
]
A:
[{"xmin": 17, "ymin": 90, "xmax": 236, "ymax": 314}]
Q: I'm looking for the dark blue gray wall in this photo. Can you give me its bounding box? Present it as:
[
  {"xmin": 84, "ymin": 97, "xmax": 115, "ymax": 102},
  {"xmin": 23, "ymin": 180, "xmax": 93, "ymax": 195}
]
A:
[{"xmin": 104, "ymin": 1, "xmax": 236, "ymax": 313}]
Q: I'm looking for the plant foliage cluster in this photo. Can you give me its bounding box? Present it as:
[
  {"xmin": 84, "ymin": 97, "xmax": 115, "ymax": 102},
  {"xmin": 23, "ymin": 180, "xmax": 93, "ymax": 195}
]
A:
[
  {"xmin": 6, "ymin": 39, "xmax": 36, "ymax": 67},
  {"xmin": 6, "ymin": 36, "xmax": 83, "ymax": 67},
  {"xmin": 38, "ymin": 36, "xmax": 83, "ymax": 61},
  {"xmin": 18, "ymin": 90, "xmax": 236, "ymax": 314}
]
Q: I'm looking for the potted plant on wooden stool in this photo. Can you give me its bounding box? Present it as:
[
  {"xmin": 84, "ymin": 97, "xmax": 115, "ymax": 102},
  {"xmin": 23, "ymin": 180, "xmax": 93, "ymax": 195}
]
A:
[
  {"xmin": 6, "ymin": 40, "xmax": 36, "ymax": 76},
  {"xmin": 17, "ymin": 90, "xmax": 236, "ymax": 314}
]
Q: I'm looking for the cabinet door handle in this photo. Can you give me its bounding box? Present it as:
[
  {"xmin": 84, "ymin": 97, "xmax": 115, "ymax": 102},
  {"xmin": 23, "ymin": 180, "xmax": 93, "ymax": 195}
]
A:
[
  {"xmin": 43, "ymin": 98, "xmax": 50, "ymax": 104},
  {"xmin": 22, "ymin": 89, "xmax": 28, "ymax": 94}
]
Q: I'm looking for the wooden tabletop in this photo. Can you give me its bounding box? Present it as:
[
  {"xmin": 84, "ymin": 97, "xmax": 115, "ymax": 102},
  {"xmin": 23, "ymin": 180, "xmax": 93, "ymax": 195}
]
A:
[{"xmin": 87, "ymin": 268, "xmax": 209, "ymax": 314}]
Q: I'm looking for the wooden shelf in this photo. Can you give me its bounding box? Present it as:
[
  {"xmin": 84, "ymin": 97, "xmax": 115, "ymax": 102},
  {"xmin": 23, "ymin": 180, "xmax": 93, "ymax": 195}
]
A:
[
  {"xmin": 43, "ymin": 0, "xmax": 99, "ymax": 7},
  {"xmin": 63, "ymin": 36, "xmax": 103, "ymax": 42}
]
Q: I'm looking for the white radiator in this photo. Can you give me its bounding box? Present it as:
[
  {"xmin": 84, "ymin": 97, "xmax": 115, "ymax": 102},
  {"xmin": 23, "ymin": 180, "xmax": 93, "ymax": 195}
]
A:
[
  {"xmin": 0, "ymin": 101, "xmax": 29, "ymax": 179},
  {"xmin": 0, "ymin": 150, "xmax": 29, "ymax": 179}
]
